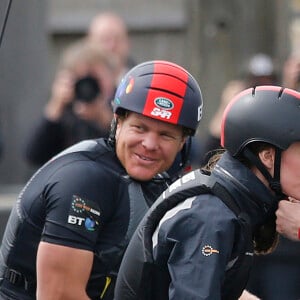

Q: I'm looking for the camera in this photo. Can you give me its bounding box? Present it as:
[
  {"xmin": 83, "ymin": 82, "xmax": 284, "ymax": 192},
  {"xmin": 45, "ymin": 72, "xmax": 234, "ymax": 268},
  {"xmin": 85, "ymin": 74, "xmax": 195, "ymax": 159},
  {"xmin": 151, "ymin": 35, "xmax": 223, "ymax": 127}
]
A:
[{"xmin": 74, "ymin": 75, "xmax": 101, "ymax": 103}]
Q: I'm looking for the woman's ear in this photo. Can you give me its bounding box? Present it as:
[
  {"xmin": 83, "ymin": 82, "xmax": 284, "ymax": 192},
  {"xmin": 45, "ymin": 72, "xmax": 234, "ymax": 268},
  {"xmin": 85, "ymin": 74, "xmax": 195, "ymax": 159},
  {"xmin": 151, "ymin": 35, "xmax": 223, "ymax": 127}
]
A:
[{"xmin": 258, "ymin": 147, "xmax": 275, "ymax": 170}]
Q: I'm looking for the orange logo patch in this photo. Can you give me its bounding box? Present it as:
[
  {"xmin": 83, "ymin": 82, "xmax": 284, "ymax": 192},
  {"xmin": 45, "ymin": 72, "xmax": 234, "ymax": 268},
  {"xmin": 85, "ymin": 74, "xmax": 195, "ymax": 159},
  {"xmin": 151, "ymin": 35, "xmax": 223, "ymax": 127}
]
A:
[{"xmin": 201, "ymin": 245, "xmax": 220, "ymax": 256}]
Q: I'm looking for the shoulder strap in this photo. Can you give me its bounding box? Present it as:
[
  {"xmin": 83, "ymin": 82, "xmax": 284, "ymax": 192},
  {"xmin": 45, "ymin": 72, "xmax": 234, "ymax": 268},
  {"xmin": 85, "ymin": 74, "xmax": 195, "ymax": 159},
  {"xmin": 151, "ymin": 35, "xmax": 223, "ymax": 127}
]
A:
[
  {"xmin": 143, "ymin": 169, "xmax": 241, "ymax": 262},
  {"xmin": 210, "ymin": 182, "xmax": 241, "ymax": 217}
]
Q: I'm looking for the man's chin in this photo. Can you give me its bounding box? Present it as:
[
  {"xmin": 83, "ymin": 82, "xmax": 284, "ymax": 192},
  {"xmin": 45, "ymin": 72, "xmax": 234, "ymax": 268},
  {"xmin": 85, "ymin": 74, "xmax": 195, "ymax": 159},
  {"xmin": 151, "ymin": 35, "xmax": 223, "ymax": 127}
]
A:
[{"xmin": 127, "ymin": 167, "xmax": 158, "ymax": 181}]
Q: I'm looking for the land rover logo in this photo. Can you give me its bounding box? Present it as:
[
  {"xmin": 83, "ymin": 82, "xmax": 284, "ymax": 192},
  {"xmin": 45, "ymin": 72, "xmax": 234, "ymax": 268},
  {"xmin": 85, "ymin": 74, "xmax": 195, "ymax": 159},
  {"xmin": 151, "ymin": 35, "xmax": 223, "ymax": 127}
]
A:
[{"xmin": 154, "ymin": 97, "xmax": 174, "ymax": 110}]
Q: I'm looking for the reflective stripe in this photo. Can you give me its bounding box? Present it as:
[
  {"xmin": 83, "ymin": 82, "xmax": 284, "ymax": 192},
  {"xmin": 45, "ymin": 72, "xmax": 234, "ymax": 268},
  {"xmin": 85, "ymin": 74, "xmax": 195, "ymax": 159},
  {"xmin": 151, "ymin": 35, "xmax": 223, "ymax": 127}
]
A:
[{"xmin": 152, "ymin": 196, "xmax": 196, "ymax": 248}]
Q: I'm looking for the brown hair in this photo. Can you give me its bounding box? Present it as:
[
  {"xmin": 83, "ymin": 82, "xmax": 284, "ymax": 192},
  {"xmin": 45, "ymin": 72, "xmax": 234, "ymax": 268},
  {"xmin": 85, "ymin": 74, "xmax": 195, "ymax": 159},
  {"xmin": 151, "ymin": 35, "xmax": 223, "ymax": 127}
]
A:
[{"xmin": 59, "ymin": 38, "xmax": 115, "ymax": 72}]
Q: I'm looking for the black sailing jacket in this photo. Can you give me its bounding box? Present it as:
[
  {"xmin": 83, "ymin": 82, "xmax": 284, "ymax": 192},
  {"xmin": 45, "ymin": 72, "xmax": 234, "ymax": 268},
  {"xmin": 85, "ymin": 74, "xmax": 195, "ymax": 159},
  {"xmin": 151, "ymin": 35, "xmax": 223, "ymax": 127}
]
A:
[{"xmin": 115, "ymin": 151, "xmax": 277, "ymax": 300}]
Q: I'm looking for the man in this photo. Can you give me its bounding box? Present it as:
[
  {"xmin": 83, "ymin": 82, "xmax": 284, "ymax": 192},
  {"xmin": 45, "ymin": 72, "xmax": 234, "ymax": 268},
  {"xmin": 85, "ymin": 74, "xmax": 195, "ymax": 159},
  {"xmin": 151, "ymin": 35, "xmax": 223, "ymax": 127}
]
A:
[{"xmin": 0, "ymin": 60, "xmax": 203, "ymax": 300}]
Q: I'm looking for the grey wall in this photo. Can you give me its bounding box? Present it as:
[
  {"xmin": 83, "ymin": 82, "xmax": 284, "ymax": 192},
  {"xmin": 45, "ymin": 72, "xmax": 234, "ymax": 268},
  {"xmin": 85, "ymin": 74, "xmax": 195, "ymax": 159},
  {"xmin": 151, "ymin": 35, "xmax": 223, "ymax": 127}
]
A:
[
  {"xmin": 0, "ymin": 0, "xmax": 49, "ymax": 185},
  {"xmin": 0, "ymin": 0, "xmax": 291, "ymax": 186}
]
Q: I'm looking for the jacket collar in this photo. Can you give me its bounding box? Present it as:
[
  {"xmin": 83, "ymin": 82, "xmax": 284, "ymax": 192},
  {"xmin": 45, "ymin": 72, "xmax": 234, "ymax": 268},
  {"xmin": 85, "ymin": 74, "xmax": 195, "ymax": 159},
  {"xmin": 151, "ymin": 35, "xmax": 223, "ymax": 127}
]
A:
[{"xmin": 211, "ymin": 151, "xmax": 277, "ymax": 227}]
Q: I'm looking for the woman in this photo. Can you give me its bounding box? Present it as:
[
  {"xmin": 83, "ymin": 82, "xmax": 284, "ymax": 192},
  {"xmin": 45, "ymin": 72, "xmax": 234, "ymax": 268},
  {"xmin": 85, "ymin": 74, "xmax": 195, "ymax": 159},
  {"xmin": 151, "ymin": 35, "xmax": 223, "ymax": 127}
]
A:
[{"xmin": 114, "ymin": 85, "xmax": 300, "ymax": 299}]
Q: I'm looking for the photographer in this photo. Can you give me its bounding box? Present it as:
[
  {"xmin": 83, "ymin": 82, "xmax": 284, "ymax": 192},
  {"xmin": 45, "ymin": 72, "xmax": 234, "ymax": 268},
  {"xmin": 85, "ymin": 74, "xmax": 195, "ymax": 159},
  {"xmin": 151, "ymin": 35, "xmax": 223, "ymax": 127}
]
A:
[{"xmin": 24, "ymin": 39, "xmax": 115, "ymax": 167}]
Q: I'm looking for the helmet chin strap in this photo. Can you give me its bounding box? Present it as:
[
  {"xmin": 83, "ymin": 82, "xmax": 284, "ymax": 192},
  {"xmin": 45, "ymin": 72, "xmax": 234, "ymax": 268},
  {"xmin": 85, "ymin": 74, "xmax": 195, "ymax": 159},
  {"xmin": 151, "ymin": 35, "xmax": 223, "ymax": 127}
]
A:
[
  {"xmin": 242, "ymin": 147, "xmax": 286, "ymax": 200},
  {"xmin": 179, "ymin": 136, "xmax": 192, "ymax": 169},
  {"xmin": 107, "ymin": 117, "xmax": 117, "ymax": 148}
]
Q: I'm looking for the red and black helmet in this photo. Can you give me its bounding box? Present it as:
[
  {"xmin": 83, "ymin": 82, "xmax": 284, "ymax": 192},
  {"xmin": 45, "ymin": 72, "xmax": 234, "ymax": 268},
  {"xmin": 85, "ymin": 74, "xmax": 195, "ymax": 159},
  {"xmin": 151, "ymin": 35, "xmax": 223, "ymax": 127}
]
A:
[
  {"xmin": 113, "ymin": 60, "xmax": 203, "ymax": 135},
  {"xmin": 221, "ymin": 86, "xmax": 300, "ymax": 156}
]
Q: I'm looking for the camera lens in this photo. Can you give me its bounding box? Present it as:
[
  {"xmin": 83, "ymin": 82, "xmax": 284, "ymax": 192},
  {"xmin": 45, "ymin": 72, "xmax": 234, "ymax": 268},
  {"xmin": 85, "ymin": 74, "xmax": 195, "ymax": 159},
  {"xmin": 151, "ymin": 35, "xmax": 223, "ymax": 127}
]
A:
[{"xmin": 74, "ymin": 75, "xmax": 101, "ymax": 103}]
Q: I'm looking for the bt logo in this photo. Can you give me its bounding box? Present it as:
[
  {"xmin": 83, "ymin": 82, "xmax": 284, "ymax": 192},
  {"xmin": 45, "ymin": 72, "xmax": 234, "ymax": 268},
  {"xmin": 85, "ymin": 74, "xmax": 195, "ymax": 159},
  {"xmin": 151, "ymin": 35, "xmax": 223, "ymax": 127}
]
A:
[
  {"xmin": 68, "ymin": 215, "xmax": 85, "ymax": 225},
  {"xmin": 68, "ymin": 215, "xmax": 97, "ymax": 231}
]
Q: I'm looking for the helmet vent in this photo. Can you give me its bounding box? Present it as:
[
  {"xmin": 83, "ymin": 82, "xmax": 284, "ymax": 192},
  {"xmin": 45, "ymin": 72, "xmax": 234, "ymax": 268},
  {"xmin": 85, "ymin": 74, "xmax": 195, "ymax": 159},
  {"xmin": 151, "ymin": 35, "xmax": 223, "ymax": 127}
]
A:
[
  {"xmin": 145, "ymin": 71, "xmax": 197, "ymax": 92},
  {"xmin": 278, "ymin": 87, "xmax": 284, "ymax": 99},
  {"xmin": 148, "ymin": 86, "xmax": 183, "ymax": 99}
]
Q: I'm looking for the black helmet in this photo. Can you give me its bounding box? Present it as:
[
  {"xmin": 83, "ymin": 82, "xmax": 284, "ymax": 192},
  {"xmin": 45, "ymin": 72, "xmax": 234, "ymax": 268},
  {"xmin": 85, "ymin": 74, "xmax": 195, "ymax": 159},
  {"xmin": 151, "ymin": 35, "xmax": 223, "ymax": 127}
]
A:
[
  {"xmin": 113, "ymin": 60, "xmax": 203, "ymax": 135},
  {"xmin": 221, "ymin": 86, "xmax": 300, "ymax": 156},
  {"xmin": 221, "ymin": 85, "xmax": 300, "ymax": 198}
]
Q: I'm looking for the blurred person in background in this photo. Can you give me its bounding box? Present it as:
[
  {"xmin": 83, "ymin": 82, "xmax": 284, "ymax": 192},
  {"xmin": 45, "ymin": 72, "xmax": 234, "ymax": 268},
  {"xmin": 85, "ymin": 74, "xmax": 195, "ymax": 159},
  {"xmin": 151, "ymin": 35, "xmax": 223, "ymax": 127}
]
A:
[
  {"xmin": 198, "ymin": 53, "xmax": 279, "ymax": 168},
  {"xmin": 281, "ymin": 55, "xmax": 300, "ymax": 90},
  {"xmin": 246, "ymin": 53, "xmax": 278, "ymax": 86},
  {"xmin": 198, "ymin": 79, "xmax": 248, "ymax": 166},
  {"xmin": 87, "ymin": 11, "xmax": 136, "ymax": 87},
  {"xmin": 24, "ymin": 39, "xmax": 115, "ymax": 167}
]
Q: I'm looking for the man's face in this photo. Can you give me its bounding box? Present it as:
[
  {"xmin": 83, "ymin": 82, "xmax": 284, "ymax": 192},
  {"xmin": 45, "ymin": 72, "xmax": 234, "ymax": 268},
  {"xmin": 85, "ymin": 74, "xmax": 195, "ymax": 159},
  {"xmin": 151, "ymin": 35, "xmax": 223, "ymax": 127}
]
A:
[
  {"xmin": 88, "ymin": 16, "xmax": 129, "ymax": 65},
  {"xmin": 115, "ymin": 112, "xmax": 186, "ymax": 181}
]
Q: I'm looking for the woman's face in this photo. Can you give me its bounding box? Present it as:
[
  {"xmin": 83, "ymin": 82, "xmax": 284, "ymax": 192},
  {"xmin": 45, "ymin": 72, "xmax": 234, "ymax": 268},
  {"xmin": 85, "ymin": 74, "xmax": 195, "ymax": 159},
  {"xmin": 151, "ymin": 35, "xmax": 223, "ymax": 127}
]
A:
[{"xmin": 280, "ymin": 142, "xmax": 300, "ymax": 199}]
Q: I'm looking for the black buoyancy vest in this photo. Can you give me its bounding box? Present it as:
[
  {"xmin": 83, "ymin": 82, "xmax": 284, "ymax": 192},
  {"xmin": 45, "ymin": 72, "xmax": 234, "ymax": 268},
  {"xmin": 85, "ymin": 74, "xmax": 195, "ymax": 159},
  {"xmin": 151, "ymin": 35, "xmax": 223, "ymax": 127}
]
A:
[
  {"xmin": 142, "ymin": 169, "xmax": 242, "ymax": 262},
  {"xmin": 119, "ymin": 168, "xmax": 252, "ymax": 300}
]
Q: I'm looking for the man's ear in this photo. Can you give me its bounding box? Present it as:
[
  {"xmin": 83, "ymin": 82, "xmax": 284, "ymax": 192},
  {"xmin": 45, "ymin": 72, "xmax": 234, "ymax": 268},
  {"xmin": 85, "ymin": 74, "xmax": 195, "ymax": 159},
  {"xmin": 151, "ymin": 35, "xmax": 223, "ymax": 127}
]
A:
[
  {"xmin": 179, "ymin": 136, "xmax": 187, "ymax": 151},
  {"xmin": 258, "ymin": 148, "xmax": 275, "ymax": 170}
]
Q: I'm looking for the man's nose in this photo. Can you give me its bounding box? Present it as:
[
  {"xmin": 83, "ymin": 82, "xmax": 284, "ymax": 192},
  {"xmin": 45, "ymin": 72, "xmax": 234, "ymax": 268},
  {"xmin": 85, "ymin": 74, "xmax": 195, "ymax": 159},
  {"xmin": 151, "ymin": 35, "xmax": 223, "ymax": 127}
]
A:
[{"xmin": 141, "ymin": 133, "xmax": 159, "ymax": 150}]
